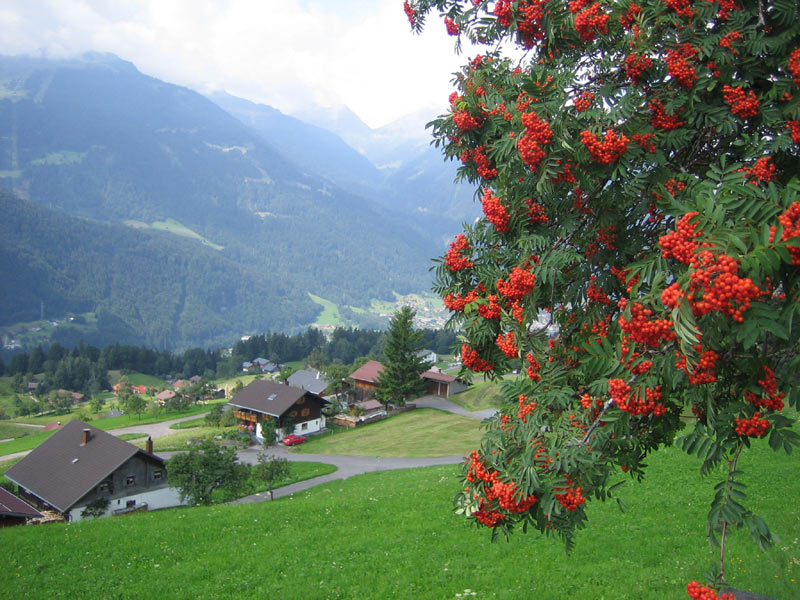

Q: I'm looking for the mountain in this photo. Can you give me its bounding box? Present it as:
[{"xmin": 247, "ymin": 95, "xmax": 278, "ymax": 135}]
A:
[
  {"xmin": 0, "ymin": 52, "xmax": 440, "ymax": 348},
  {"xmin": 0, "ymin": 191, "xmax": 317, "ymax": 350}
]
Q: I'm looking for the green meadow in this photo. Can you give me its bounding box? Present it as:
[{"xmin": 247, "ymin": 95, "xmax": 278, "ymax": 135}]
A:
[{"xmin": 1, "ymin": 437, "xmax": 797, "ymax": 599}]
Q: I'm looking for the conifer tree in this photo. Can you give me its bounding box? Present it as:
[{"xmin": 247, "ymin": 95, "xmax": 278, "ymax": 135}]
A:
[{"xmin": 376, "ymin": 306, "xmax": 429, "ymax": 407}]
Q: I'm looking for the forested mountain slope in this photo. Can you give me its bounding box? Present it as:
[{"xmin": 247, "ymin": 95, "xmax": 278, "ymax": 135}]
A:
[{"xmin": 0, "ymin": 53, "xmax": 440, "ymax": 348}]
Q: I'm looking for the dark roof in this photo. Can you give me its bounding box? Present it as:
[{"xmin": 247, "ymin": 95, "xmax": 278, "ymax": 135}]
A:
[
  {"xmin": 4, "ymin": 420, "xmax": 164, "ymax": 513},
  {"xmin": 350, "ymin": 360, "xmax": 384, "ymax": 384},
  {"xmin": 228, "ymin": 379, "xmax": 310, "ymax": 418},
  {"xmin": 422, "ymin": 370, "xmax": 457, "ymax": 383},
  {"xmin": 287, "ymin": 369, "xmax": 330, "ymax": 395},
  {"xmin": 0, "ymin": 487, "xmax": 42, "ymax": 519},
  {"xmin": 356, "ymin": 399, "xmax": 384, "ymax": 412}
]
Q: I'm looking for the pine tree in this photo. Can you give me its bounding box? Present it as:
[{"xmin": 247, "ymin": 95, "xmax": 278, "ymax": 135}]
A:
[{"xmin": 376, "ymin": 306, "xmax": 428, "ymax": 407}]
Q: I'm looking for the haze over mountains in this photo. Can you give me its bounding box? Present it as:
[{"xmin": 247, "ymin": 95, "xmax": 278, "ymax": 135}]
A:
[{"xmin": 0, "ymin": 52, "xmax": 478, "ymax": 351}]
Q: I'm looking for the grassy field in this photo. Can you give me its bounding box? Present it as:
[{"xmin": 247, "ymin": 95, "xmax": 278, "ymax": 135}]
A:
[
  {"xmin": 169, "ymin": 416, "xmax": 207, "ymax": 430},
  {"xmin": 213, "ymin": 461, "xmax": 338, "ymax": 503},
  {"xmin": 133, "ymin": 426, "xmax": 238, "ymax": 452},
  {"xmin": 0, "ymin": 422, "xmax": 38, "ymax": 440},
  {"xmin": 0, "ymin": 401, "xmax": 224, "ymax": 457},
  {"xmin": 294, "ymin": 409, "xmax": 483, "ymax": 457},
  {"xmin": 1, "ymin": 438, "xmax": 797, "ymax": 599},
  {"xmin": 308, "ymin": 292, "xmax": 346, "ymax": 326},
  {"xmin": 448, "ymin": 379, "xmax": 506, "ymax": 411}
]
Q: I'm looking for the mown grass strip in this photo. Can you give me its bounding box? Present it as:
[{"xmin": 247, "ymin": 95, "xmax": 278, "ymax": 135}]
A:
[{"xmin": 295, "ymin": 409, "xmax": 482, "ymax": 457}]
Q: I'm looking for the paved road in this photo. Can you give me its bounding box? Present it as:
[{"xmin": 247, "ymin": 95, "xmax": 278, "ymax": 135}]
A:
[{"xmin": 3, "ymin": 396, "xmax": 494, "ymax": 502}]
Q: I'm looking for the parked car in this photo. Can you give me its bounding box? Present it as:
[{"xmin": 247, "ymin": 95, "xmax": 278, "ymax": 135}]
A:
[{"xmin": 282, "ymin": 434, "xmax": 307, "ymax": 446}]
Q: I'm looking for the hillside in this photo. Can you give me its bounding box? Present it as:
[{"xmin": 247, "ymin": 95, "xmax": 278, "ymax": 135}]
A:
[
  {"xmin": 0, "ymin": 52, "xmax": 442, "ymax": 348},
  {"xmin": 0, "ymin": 191, "xmax": 317, "ymax": 349},
  {"xmin": 1, "ymin": 441, "xmax": 797, "ymax": 599}
]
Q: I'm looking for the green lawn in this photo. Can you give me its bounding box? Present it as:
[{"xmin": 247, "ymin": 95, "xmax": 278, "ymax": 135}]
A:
[
  {"xmin": 294, "ymin": 409, "xmax": 483, "ymax": 457},
  {"xmin": 0, "ymin": 401, "xmax": 225, "ymax": 457},
  {"xmin": 308, "ymin": 292, "xmax": 346, "ymax": 326},
  {"xmin": 447, "ymin": 379, "xmax": 506, "ymax": 411},
  {"xmin": 0, "ymin": 422, "xmax": 38, "ymax": 440},
  {"xmin": 212, "ymin": 461, "xmax": 338, "ymax": 503},
  {"xmin": 169, "ymin": 416, "xmax": 206, "ymax": 430},
  {"xmin": 132, "ymin": 426, "xmax": 238, "ymax": 452},
  {"xmin": 1, "ymin": 439, "xmax": 796, "ymax": 599}
]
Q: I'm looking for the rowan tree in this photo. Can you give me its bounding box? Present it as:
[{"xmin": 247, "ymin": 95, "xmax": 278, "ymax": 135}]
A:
[{"xmin": 407, "ymin": 0, "xmax": 800, "ymax": 594}]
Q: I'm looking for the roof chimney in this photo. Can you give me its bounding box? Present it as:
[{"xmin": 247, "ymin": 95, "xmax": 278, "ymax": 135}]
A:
[
  {"xmin": 146, "ymin": 436, "xmax": 154, "ymax": 454},
  {"xmin": 81, "ymin": 429, "xmax": 91, "ymax": 446}
]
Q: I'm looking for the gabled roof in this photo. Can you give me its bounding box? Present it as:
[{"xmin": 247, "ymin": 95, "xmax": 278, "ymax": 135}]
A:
[
  {"xmin": 4, "ymin": 420, "xmax": 163, "ymax": 514},
  {"xmin": 356, "ymin": 399, "xmax": 384, "ymax": 412},
  {"xmin": 0, "ymin": 487, "xmax": 42, "ymax": 519},
  {"xmin": 228, "ymin": 380, "xmax": 312, "ymax": 418},
  {"xmin": 349, "ymin": 360, "xmax": 385, "ymax": 384},
  {"xmin": 287, "ymin": 369, "xmax": 330, "ymax": 395},
  {"xmin": 156, "ymin": 390, "xmax": 176, "ymax": 401},
  {"xmin": 422, "ymin": 369, "xmax": 457, "ymax": 383}
]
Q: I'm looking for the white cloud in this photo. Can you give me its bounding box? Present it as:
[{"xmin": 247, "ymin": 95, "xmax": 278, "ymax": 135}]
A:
[{"xmin": 0, "ymin": 0, "xmax": 475, "ymax": 128}]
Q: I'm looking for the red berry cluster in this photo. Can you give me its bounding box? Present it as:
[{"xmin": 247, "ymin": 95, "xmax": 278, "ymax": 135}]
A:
[
  {"xmin": 719, "ymin": 30, "xmax": 741, "ymax": 54},
  {"xmin": 471, "ymin": 145, "xmax": 498, "ymax": 179},
  {"xmin": 664, "ymin": 0, "xmax": 695, "ymax": 18},
  {"xmin": 666, "ymin": 44, "xmax": 698, "ymax": 89},
  {"xmin": 707, "ymin": 60, "xmax": 721, "ymax": 78},
  {"xmin": 611, "ymin": 265, "xmax": 639, "ymax": 292},
  {"xmin": 769, "ymin": 202, "xmax": 800, "ymax": 264},
  {"xmin": 552, "ymin": 160, "xmax": 577, "ymax": 185},
  {"xmin": 586, "ymin": 277, "xmax": 611, "ymax": 304},
  {"xmin": 444, "ymin": 16, "xmax": 459, "ymax": 35},
  {"xmin": 525, "ymin": 198, "xmax": 549, "ymax": 224},
  {"xmin": 735, "ymin": 412, "xmax": 770, "ymax": 437},
  {"xmin": 665, "ymin": 178, "xmax": 686, "ymax": 196},
  {"xmin": 659, "ymin": 212, "xmax": 701, "ymax": 265},
  {"xmin": 517, "ymin": 0, "xmax": 548, "ymax": 48},
  {"xmin": 715, "ymin": 0, "xmax": 740, "ymax": 20},
  {"xmin": 574, "ymin": 3, "xmax": 609, "ymax": 42},
  {"xmin": 454, "ymin": 109, "xmax": 482, "ymax": 131},
  {"xmin": 741, "ymin": 156, "xmax": 776, "ymax": 184},
  {"xmin": 788, "ymin": 121, "xmax": 800, "ymax": 145},
  {"xmin": 650, "ymin": 99, "xmax": 686, "ymax": 130},
  {"xmin": 482, "ymin": 187, "xmax": 511, "ymax": 232},
  {"xmin": 555, "ymin": 481, "xmax": 586, "ymax": 511},
  {"xmin": 745, "ymin": 366, "xmax": 786, "ymax": 411},
  {"xmin": 462, "ymin": 343, "xmax": 494, "ymax": 372},
  {"xmin": 789, "ymin": 48, "xmax": 800, "ymax": 86},
  {"xmin": 686, "ymin": 581, "xmax": 735, "ymax": 600},
  {"xmin": 624, "ymin": 385, "xmax": 667, "ymax": 416},
  {"xmin": 445, "ymin": 234, "xmax": 474, "ymax": 271},
  {"xmin": 496, "ymin": 331, "xmax": 518, "ymax": 357},
  {"xmin": 618, "ymin": 302, "xmax": 676, "ymax": 347},
  {"xmin": 688, "ymin": 252, "xmax": 761, "ymax": 322},
  {"xmin": 686, "ymin": 347, "xmax": 719, "ymax": 385},
  {"xmin": 619, "ymin": 2, "xmax": 641, "ymax": 29},
  {"xmin": 478, "ymin": 294, "xmax": 503, "ymax": 320},
  {"xmin": 497, "ymin": 266, "xmax": 536, "ymax": 301},
  {"xmin": 518, "ymin": 393, "xmax": 538, "ymax": 422},
  {"xmin": 403, "ymin": 0, "xmax": 417, "ymax": 25},
  {"xmin": 488, "ymin": 479, "xmax": 538, "ymax": 513},
  {"xmin": 722, "ymin": 85, "xmax": 759, "ymax": 118},
  {"xmin": 494, "ymin": 0, "xmax": 512, "ymax": 27},
  {"xmin": 518, "ymin": 111, "xmax": 553, "ymax": 170},
  {"xmin": 574, "ymin": 91, "xmax": 595, "ymax": 112},
  {"xmin": 581, "ymin": 129, "xmax": 629, "ymax": 164},
  {"xmin": 626, "ymin": 53, "xmax": 652, "ymax": 84},
  {"xmin": 526, "ymin": 352, "xmax": 542, "ymax": 381},
  {"xmin": 444, "ymin": 288, "xmax": 479, "ymax": 312}
]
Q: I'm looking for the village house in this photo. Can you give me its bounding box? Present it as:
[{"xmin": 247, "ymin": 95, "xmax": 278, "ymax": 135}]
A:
[
  {"xmin": 0, "ymin": 487, "xmax": 42, "ymax": 527},
  {"xmin": 228, "ymin": 379, "xmax": 327, "ymax": 443},
  {"xmin": 349, "ymin": 360, "xmax": 384, "ymax": 402},
  {"xmin": 286, "ymin": 368, "xmax": 331, "ymax": 396},
  {"xmin": 349, "ymin": 360, "xmax": 467, "ymax": 401},
  {"xmin": 4, "ymin": 420, "xmax": 184, "ymax": 522}
]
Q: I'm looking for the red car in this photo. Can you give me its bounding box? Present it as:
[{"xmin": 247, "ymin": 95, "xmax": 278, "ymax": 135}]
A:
[{"xmin": 282, "ymin": 434, "xmax": 307, "ymax": 446}]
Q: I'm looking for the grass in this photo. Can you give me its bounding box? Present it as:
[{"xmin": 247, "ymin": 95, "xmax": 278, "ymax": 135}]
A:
[
  {"xmin": 294, "ymin": 409, "xmax": 483, "ymax": 457},
  {"xmin": 0, "ymin": 401, "xmax": 224, "ymax": 457},
  {"xmin": 308, "ymin": 292, "xmax": 346, "ymax": 326},
  {"xmin": 213, "ymin": 461, "xmax": 338, "ymax": 503},
  {"xmin": 447, "ymin": 379, "xmax": 506, "ymax": 411},
  {"xmin": 0, "ymin": 422, "xmax": 37, "ymax": 440},
  {"xmin": 1, "ymin": 439, "xmax": 797, "ymax": 599},
  {"xmin": 124, "ymin": 218, "xmax": 224, "ymax": 250},
  {"xmin": 169, "ymin": 417, "xmax": 206, "ymax": 430},
  {"xmin": 132, "ymin": 426, "xmax": 239, "ymax": 452},
  {"xmin": 117, "ymin": 433, "xmax": 148, "ymax": 441}
]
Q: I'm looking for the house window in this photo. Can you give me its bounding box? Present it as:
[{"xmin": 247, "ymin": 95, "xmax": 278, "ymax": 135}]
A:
[
  {"xmin": 296, "ymin": 397, "xmax": 305, "ymax": 404},
  {"xmin": 98, "ymin": 481, "xmax": 111, "ymax": 493},
  {"xmin": 301, "ymin": 422, "xmax": 308, "ymax": 431},
  {"xmin": 126, "ymin": 500, "xmax": 136, "ymax": 508},
  {"xmin": 126, "ymin": 475, "xmax": 136, "ymax": 486},
  {"xmin": 301, "ymin": 408, "xmax": 310, "ymax": 417},
  {"xmin": 289, "ymin": 410, "xmax": 298, "ymax": 417},
  {"xmin": 152, "ymin": 470, "xmax": 163, "ymax": 481}
]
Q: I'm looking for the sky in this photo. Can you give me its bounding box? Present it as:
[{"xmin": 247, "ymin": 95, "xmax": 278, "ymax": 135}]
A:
[{"xmin": 0, "ymin": 0, "xmax": 476, "ymax": 129}]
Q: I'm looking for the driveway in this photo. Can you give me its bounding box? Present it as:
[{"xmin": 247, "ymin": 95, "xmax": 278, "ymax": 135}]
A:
[
  {"xmin": 228, "ymin": 444, "xmax": 465, "ymax": 503},
  {"xmin": 413, "ymin": 394, "xmax": 498, "ymax": 421}
]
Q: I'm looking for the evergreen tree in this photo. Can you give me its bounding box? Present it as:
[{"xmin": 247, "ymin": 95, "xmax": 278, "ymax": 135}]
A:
[{"xmin": 375, "ymin": 307, "xmax": 428, "ymax": 407}]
